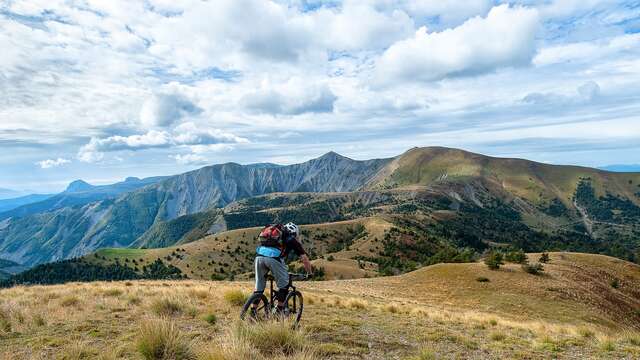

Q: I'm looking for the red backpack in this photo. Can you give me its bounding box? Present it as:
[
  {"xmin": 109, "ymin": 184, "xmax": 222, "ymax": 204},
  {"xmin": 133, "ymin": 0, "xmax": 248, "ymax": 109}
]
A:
[{"xmin": 259, "ymin": 224, "xmax": 284, "ymax": 249}]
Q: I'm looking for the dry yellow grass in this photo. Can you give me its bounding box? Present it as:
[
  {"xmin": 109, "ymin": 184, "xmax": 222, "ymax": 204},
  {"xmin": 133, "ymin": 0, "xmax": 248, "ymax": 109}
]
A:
[{"xmin": 0, "ymin": 252, "xmax": 638, "ymax": 359}]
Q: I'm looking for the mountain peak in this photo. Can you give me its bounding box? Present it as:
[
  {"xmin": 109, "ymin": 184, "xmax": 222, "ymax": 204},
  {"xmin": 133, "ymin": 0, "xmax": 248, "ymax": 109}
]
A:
[
  {"xmin": 65, "ymin": 180, "xmax": 94, "ymax": 193},
  {"xmin": 318, "ymin": 151, "xmax": 348, "ymax": 161},
  {"xmin": 124, "ymin": 177, "xmax": 141, "ymax": 183}
]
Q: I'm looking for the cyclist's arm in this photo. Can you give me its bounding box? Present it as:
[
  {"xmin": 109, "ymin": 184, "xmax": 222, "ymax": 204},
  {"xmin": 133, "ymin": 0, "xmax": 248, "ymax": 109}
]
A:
[{"xmin": 300, "ymin": 254, "xmax": 313, "ymax": 275}]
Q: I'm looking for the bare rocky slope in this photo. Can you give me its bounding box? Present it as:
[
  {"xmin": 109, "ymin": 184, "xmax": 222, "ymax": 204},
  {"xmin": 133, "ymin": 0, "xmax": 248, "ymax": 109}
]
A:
[{"xmin": 0, "ymin": 152, "xmax": 391, "ymax": 266}]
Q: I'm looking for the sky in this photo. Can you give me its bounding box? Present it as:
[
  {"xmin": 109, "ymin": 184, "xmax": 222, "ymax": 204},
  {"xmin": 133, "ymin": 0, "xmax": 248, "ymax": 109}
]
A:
[{"xmin": 1, "ymin": 0, "xmax": 639, "ymax": 193}]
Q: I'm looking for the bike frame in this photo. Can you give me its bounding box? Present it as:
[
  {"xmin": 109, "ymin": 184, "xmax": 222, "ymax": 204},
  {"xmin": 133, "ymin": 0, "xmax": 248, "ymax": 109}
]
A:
[{"xmin": 265, "ymin": 273, "xmax": 302, "ymax": 310}]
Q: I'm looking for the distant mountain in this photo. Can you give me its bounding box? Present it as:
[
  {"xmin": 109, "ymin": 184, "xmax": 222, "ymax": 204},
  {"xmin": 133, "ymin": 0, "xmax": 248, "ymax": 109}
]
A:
[
  {"xmin": 0, "ymin": 152, "xmax": 390, "ymax": 266},
  {"xmin": 0, "ymin": 176, "xmax": 167, "ymax": 221},
  {"xmin": 0, "ymin": 194, "xmax": 54, "ymax": 213},
  {"xmin": 65, "ymin": 180, "xmax": 94, "ymax": 193},
  {"xmin": 600, "ymin": 164, "xmax": 640, "ymax": 172},
  {"xmin": 0, "ymin": 188, "xmax": 23, "ymax": 200},
  {"xmin": 1, "ymin": 147, "xmax": 639, "ymax": 268}
]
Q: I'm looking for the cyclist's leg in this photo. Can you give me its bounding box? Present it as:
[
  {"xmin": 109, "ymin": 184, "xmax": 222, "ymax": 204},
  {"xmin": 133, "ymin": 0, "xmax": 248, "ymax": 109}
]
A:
[
  {"xmin": 266, "ymin": 257, "xmax": 289, "ymax": 309},
  {"xmin": 252, "ymin": 257, "xmax": 268, "ymax": 308}
]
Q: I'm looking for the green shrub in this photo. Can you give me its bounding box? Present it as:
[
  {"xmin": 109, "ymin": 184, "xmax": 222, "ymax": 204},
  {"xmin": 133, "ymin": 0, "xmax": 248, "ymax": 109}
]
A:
[
  {"xmin": 223, "ymin": 289, "xmax": 248, "ymax": 306},
  {"xmin": 327, "ymin": 255, "xmax": 335, "ymax": 262},
  {"xmin": 505, "ymin": 249, "xmax": 527, "ymax": 264},
  {"xmin": 610, "ymin": 278, "xmax": 620, "ymax": 289},
  {"xmin": 484, "ymin": 252, "xmax": 504, "ymax": 270},
  {"xmin": 522, "ymin": 262, "xmax": 544, "ymax": 275},
  {"xmin": 203, "ymin": 313, "xmax": 217, "ymax": 325},
  {"xmin": 539, "ymin": 252, "xmax": 550, "ymax": 263}
]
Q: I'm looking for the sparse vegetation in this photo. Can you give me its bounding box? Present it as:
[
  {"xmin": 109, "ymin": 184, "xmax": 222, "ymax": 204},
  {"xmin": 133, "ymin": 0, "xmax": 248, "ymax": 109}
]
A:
[
  {"xmin": 505, "ymin": 249, "xmax": 528, "ymax": 264},
  {"xmin": 484, "ymin": 251, "xmax": 504, "ymax": 270},
  {"xmin": 0, "ymin": 252, "xmax": 639, "ymax": 359},
  {"xmin": 539, "ymin": 252, "xmax": 550, "ymax": 263},
  {"xmin": 522, "ymin": 262, "xmax": 544, "ymax": 275}
]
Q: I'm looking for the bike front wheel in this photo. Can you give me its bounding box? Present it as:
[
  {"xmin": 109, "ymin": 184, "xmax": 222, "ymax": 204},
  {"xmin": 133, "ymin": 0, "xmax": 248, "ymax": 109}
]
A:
[
  {"xmin": 284, "ymin": 290, "xmax": 304, "ymax": 325},
  {"xmin": 240, "ymin": 293, "xmax": 270, "ymax": 322}
]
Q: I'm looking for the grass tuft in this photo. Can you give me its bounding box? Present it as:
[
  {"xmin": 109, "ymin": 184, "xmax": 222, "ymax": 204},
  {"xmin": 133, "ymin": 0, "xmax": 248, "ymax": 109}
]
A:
[
  {"xmin": 404, "ymin": 348, "xmax": 436, "ymax": 360},
  {"xmin": 489, "ymin": 331, "xmax": 506, "ymax": 342},
  {"xmin": 150, "ymin": 297, "xmax": 184, "ymax": 317},
  {"xmin": 598, "ymin": 337, "xmax": 615, "ymax": 352},
  {"xmin": 60, "ymin": 341, "xmax": 95, "ymax": 359},
  {"xmin": 346, "ymin": 299, "xmax": 367, "ymax": 310},
  {"xmin": 60, "ymin": 295, "xmax": 80, "ymax": 307},
  {"xmin": 233, "ymin": 320, "xmax": 308, "ymax": 356},
  {"xmin": 223, "ymin": 289, "xmax": 248, "ymax": 307},
  {"xmin": 384, "ymin": 304, "xmax": 399, "ymax": 314},
  {"xmin": 103, "ymin": 288, "xmax": 123, "ymax": 297},
  {"xmin": 136, "ymin": 317, "xmax": 195, "ymax": 360}
]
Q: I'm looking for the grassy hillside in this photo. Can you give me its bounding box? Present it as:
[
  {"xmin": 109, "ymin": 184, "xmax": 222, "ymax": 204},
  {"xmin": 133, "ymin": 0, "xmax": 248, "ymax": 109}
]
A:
[
  {"xmin": 0, "ymin": 252, "xmax": 639, "ymax": 359},
  {"xmin": 87, "ymin": 217, "xmax": 394, "ymax": 281},
  {"xmin": 371, "ymin": 147, "xmax": 640, "ymax": 204}
]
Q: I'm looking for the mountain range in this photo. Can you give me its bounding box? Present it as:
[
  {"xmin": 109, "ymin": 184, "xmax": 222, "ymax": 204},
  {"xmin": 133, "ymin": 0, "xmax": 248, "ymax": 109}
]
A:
[{"xmin": 1, "ymin": 147, "xmax": 639, "ymax": 270}]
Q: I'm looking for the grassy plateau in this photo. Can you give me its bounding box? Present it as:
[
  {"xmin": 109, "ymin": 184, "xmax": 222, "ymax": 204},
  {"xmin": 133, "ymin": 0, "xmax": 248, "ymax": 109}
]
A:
[{"xmin": 1, "ymin": 252, "xmax": 639, "ymax": 359}]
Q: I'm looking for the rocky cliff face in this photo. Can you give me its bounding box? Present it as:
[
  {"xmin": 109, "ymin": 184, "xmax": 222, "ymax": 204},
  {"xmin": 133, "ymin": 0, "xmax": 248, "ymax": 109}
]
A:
[{"xmin": 0, "ymin": 153, "xmax": 392, "ymax": 266}]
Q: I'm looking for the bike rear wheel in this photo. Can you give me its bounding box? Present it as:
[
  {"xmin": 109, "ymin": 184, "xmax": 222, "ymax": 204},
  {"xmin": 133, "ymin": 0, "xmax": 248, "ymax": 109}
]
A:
[
  {"xmin": 240, "ymin": 293, "xmax": 270, "ymax": 322},
  {"xmin": 284, "ymin": 290, "xmax": 303, "ymax": 325}
]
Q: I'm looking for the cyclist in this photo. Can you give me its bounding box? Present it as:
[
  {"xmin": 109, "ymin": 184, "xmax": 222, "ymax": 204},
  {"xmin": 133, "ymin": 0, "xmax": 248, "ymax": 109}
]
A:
[{"xmin": 252, "ymin": 222, "xmax": 312, "ymax": 314}]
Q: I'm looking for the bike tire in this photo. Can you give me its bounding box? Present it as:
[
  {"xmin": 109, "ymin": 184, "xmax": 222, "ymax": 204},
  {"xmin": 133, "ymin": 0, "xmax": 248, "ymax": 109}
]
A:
[
  {"xmin": 284, "ymin": 290, "xmax": 304, "ymax": 325},
  {"xmin": 240, "ymin": 293, "xmax": 270, "ymax": 322}
]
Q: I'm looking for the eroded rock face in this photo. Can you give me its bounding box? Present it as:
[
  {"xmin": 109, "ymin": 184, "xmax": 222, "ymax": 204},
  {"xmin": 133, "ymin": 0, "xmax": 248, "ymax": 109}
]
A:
[{"xmin": 0, "ymin": 153, "xmax": 392, "ymax": 267}]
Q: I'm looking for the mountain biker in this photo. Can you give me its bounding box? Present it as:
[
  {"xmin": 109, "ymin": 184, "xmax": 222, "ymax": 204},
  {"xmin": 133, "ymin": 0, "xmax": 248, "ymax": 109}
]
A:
[{"xmin": 253, "ymin": 222, "xmax": 313, "ymax": 314}]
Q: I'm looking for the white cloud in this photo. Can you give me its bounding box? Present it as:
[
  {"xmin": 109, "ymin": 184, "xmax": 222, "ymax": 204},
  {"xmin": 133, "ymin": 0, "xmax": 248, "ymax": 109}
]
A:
[
  {"xmin": 401, "ymin": 0, "xmax": 492, "ymax": 25},
  {"xmin": 521, "ymin": 81, "xmax": 601, "ymax": 105},
  {"xmin": 170, "ymin": 153, "xmax": 209, "ymax": 166},
  {"xmin": 375, "ymin": 5, "xmax": 540, "ymax": 84},
  {"xmin": 140, "ymin": 92, "xmax": 202, "ymax": 128},
  {"xmin": 36, "ymin": 157, "xmax": 71, "ymax": 169},
  {"xmin": 240, "ymin": 81, "xmax": 336, "ymax": 115},
  {"xmin": 314, "ymin": 3, "xmax": 414, "ymax": 51},
  {"xmin": 173, "ymin": 122, "xmax": 250, "ymax": 146},
  {"xmin": 77, "ymin": 126, "xmax": 248, "ymax": 162},
  {"xmin": 533, "ymin": 34, "xmax": 640, "ymax": 66}
]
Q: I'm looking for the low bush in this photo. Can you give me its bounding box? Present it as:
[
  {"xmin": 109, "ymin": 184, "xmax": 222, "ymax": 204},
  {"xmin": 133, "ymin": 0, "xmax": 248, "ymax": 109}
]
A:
[
  {"xmin": 505, "ymin": 249, "xmax": 527, "ymax": 264},
  {"xmin": 522, "ymin": 263, "xmax": 544, "ymax": 275},
  {"xmin": 484, "ymin": 252, "xmax": 504, "ymax": 270},
  {"xmin": 136, "ymin": 318, "xmax": 195, "ymax": 360},
  {"xmin": 475, "ymin": 277, "xmax": 490, "ymax": 283},
  {"xmin": 203, "ymin": 313, "xmax": 217, "ymax": 325},
  {"xmin": 609, "ymin": 278, "xmax": 619, "ymax": 289},
  {"xmin": 539, "ymin": 252, "xmax": 550, "ymax": 263}
]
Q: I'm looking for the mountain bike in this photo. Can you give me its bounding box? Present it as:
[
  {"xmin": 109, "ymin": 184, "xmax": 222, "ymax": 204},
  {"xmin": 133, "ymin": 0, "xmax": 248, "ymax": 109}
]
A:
[{"xmin": 240, "ymin": 272, "xmax": 307, "ymax": 325}]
